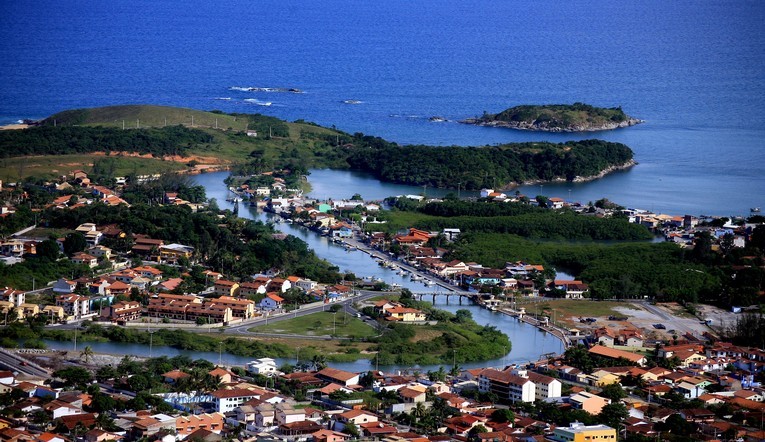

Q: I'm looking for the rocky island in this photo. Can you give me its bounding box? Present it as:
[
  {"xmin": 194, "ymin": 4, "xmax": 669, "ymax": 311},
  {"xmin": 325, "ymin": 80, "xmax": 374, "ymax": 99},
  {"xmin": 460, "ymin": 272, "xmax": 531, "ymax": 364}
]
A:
[{"xmin": 462, "ymin": 102, "xmax": 643, "ymax": 132}]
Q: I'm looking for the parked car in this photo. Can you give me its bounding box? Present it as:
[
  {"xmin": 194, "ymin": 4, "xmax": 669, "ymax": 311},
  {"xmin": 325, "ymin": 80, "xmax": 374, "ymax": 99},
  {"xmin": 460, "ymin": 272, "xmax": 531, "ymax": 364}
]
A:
[{"xmin": 653, "ymin": 323, "xmax": 666, "ymax": 329}]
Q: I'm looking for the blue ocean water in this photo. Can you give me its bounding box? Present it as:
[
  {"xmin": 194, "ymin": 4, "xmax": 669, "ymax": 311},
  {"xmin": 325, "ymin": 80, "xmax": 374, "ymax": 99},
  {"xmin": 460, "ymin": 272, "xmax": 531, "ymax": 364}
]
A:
[{"xmin": 1, "ymin": 0, "xmax": 763, "ymax": 215}]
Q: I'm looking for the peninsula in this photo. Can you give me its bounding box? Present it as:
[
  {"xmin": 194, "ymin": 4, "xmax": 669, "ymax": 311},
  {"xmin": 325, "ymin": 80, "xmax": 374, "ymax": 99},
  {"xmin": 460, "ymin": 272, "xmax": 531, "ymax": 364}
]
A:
[
  {"xmin": 462, "ymin": 103, "xmax": 643, "ymax": 132},
  {"xmin": 0, "ymin": 104, "xmax": 634, "ymax": 190}
]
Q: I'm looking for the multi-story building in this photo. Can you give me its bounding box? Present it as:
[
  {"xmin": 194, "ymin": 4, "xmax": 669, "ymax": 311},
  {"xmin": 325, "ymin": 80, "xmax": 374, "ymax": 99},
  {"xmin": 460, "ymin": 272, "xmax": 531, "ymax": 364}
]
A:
[
  {"xmin": 107, "ymin": 301, "xmax": 143, "ymax": 323},
  {"xmin": 0, "ymin": 288, "xmax": 25, "ymax": 306},
  {"xmin": 478, "ymin": 369, "xmax": 535, "ymax": 403},
  {"xmin": 55, "ymin": 294, "xmax": 90, "ymax": 319},
  {"xmin": 212, "ymin": 296, "xmax": 255, "ymax": 319},
  {"xmin": 525, "ymin": 370, "xmax": 562, "ymax": 400}
]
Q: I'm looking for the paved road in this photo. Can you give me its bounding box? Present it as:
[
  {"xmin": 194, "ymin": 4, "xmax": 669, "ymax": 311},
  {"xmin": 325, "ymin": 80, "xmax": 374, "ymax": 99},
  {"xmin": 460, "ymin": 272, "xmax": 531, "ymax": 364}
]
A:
[{"xmin": 0, "ymin": 348, "xmax": 51, "ymax": 378}]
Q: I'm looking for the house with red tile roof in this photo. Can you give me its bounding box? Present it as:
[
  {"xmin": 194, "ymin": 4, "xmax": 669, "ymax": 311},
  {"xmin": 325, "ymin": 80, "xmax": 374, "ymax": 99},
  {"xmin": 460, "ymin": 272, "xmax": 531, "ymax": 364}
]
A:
[{"xmin": 588, "ymin": 345, "xmax": 647, "ymax": 366}]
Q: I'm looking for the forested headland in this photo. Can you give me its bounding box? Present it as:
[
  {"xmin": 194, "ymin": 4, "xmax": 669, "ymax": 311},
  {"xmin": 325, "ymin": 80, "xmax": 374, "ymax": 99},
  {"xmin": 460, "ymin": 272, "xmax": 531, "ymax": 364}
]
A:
[
  {"xmin": 346, "ymin": 139, "xmax": 634, "ymax": 190},
  {"xmin": 462, "ymin": 103, "xmax": 643, "ymax": 132}
]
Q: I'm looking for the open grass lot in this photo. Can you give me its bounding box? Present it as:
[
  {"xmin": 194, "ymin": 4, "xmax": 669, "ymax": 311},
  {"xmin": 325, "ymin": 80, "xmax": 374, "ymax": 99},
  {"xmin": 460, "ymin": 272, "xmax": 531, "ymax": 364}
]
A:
[
  {"xmin": 525, "ymin": 299, "xmax": 639, "ymax": 324},
  {"xmin": 0, "ymin": 153, "xmax": 186, "ymax": 181},
  {"xmin": 249, "ymin": 311, "xmax": 377, "ymax": 338}
]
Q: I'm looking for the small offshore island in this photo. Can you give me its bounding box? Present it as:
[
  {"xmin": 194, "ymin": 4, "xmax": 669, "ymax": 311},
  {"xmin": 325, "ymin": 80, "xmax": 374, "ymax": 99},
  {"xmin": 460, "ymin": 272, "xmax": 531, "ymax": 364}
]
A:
[{"xmin": 462, "ymin": 102, "xmax": 644, "ymax": 132}]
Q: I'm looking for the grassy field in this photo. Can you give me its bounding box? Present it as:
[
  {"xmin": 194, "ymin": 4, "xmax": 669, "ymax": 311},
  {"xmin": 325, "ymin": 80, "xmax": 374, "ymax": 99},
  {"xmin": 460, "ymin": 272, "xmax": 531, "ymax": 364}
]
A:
[
  {"xmin": 249, "ymin": 311, "xmax": 377, "ymax": 338},
  {"xmin": 250, "ymin": 336, "xmax": 376, "ymax": 362},
  {"xmin": 48, "ymin": 105, "xmax": 251, "ymax": 131}
]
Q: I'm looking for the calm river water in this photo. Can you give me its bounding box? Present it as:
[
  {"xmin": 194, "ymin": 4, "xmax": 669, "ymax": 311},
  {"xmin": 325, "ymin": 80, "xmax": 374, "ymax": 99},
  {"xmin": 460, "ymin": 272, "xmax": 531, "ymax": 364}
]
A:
[{"xmin": 45, "ymin": 170, "xmax": 563, "ymax": 372}]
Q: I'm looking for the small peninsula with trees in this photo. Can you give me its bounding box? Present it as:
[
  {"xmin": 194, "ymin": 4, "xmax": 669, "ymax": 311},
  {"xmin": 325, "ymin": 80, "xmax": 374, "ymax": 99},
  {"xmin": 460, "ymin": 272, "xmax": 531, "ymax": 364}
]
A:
[{"xmin": 462, "ymin": 103, "xmax": 643, "ymax": 132}]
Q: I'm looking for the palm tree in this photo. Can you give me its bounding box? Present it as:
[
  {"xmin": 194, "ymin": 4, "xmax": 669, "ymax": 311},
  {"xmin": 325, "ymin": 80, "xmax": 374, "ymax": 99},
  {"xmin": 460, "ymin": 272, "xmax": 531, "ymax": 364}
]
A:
[
  {"xmin": 311, "ymin": 354, "xmax": 327, "ymax": 371},
  {"xmin": 80, "ymin": 345, "xmax": 94, "ymax": 364},
  {"xmin": 410, "ymin": 402, "xmax": 426, "ymax": 429}
]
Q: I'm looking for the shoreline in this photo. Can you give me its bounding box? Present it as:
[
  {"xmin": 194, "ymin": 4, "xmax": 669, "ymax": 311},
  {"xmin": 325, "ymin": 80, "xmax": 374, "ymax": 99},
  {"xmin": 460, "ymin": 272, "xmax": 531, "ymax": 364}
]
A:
[
  {"xmin": 461, "ymin": 117, "xmax": 644, "ymax": 132},
  {"xmin": 502, "ymin": 159, "xmax": 638, "ymax": 190}
]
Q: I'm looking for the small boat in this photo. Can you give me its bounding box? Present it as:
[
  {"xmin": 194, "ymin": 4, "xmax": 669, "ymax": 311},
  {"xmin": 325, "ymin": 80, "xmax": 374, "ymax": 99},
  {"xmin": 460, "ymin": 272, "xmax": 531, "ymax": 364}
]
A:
[
  {"xmin": 428, "ymin": 116, "xmax": 446, "ymax": 122},
  {"xmin": 411, "ymin": 274, "xmax": 422, "ymax": 281},
  {"xmin": 398, "ymin": 269, "xmax": 407, "ymax": 276},
  {"xmin": 343, "ymin": 99, "xmax": 362, "ymax": 105},
  {"xmin": 424, "ymin": 279, "xmax": 435, "ymax": 286},
  {"xmin": 752, "ymin": 207, "xmax": 761, "ymax": 213}
]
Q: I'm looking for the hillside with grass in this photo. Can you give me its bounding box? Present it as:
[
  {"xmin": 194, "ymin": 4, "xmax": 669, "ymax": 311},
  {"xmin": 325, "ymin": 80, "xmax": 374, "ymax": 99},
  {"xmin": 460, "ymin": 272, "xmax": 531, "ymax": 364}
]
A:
[
  {"xmin": 0, "ymin": 105, "xmax": 349, "ymax": 180},
  {"xmin": 463, "ymin": 103, "xmax": 643, "ymax": 132}
]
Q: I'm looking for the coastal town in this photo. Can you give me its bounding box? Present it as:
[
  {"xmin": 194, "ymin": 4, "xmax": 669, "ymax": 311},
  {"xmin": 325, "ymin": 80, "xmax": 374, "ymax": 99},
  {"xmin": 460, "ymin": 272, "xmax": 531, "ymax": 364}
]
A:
[{"xmin": 0, "ymin": 166, "xmax": 763, "ymax": 442}]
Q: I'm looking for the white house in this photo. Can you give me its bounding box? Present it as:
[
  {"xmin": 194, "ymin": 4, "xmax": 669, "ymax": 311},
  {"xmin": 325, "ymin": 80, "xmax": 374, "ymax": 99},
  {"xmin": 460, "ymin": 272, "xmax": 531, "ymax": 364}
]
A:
[
  {"xmin": 295, "ymin": 278, "xmax": 317, "ymax": 291},
  {"xmin": 211, "ymin": 388, "xmax": 261, "ymax": 413},
  {"xmin": 258, "ymin": 293, "xmax": 284, "ymax": 311},
  {"xmin": 274, "ymin": 403, "xmax": 305, "ymax": 426},
  {"xmin": 247, "ymin": 358, "xmax": 278, "ymax": 376}
]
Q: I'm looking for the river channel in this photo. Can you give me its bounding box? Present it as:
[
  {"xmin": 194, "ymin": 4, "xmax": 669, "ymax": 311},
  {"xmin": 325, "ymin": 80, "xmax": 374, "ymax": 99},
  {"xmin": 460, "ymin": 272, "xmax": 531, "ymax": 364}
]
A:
[{"xmin": 46, "ymin": 171, "xmax": 563, "ymax": 372}]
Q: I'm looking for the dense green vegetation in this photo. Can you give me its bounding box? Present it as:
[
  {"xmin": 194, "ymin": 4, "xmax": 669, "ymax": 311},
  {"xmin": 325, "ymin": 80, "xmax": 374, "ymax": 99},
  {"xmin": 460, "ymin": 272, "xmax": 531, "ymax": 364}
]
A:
[
  {"xmin": 472, "ymin": 102, "xmax": 637, "ymax": 131},
  {"xmin": 452, "ymin": 232, "xmax": 765, "ymax": 307},
  {"xmin": 346, "ymin": 139, "xmax": 633, "ymax": 189},
  {"xmin": 377, "ymin": 199, "xmax": 652, "ymax": 241},
  {"xmin": 371, "ymin": 291, "xmax": 511, "ymax": 365},
  {"xmin": 0, "ymin": 125, "xmax": 213, "ymax": 157}
]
